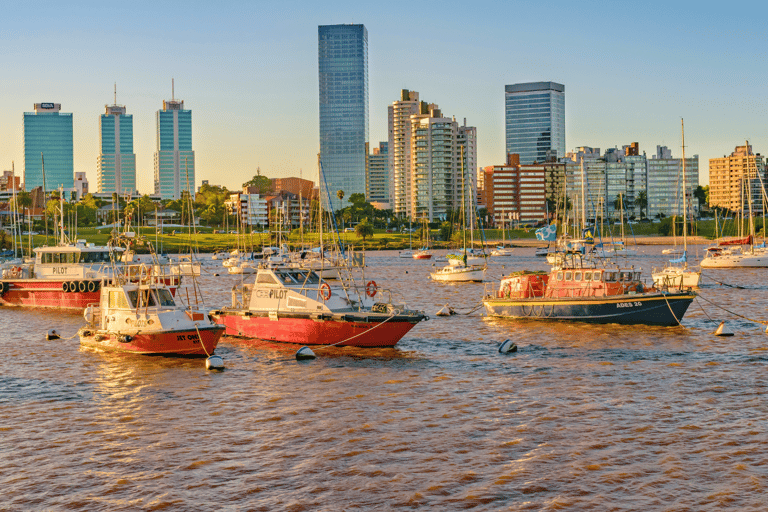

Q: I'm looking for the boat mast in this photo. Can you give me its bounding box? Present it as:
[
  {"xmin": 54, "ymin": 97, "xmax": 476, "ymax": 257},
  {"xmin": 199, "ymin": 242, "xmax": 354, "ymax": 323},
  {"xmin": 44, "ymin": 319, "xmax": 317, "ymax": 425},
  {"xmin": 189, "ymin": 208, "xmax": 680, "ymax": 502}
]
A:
[
  {"xmin": 461, "ymin": 146, "xmax": 467, "ymax": 258},
  {"xmin": 746, "ymin": 140, "xmax": 755, "ymax": 252},
  {"xmin": 681, "ymin": 119, "xmax": 688, "ymax": 255},
  {"xmin": 580, "ymin": 157, "xmax": 586, "ymax": 233}
]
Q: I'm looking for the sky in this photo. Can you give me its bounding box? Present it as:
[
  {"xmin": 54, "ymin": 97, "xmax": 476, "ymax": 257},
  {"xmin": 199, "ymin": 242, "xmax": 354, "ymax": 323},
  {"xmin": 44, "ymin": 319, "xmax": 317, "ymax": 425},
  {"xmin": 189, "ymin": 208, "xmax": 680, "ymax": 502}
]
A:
[{"xmin": 2, "ymin": 1, "xmax": 768, "ymax": 194}]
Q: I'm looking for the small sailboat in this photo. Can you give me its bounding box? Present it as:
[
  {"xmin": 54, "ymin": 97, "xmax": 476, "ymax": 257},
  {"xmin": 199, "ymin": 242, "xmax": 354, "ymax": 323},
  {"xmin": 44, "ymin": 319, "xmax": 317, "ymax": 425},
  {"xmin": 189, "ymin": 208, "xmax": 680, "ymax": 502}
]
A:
[
  {"xmin": 431, "ymin": 147, "xmax": 486, "ymax": 283},
  {"xmin": 399, "ymin": 221, "xmax": 414, "ymax": 258},
  {"xmin": 491, "ymin": 210, "xmax": 513, "ymax": 257},
  {"xmin": 413, "ymin": 219, "xmax": 433, "ymax": 259},
  {"xmin": 652, "ymin": 120, "xmax": 701, "ymax": 288}
]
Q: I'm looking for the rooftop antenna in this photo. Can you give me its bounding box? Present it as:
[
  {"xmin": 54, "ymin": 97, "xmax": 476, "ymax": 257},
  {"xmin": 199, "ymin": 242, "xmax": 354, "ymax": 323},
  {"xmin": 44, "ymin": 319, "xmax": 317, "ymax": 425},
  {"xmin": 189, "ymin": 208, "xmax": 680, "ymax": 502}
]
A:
[
  {"xmin": 172, "ymin": 78, "xmax": 175, "ymax": 100},
  {"xmin": 114, "ymin": 82, "xmax": 117, "ymax": 105}
]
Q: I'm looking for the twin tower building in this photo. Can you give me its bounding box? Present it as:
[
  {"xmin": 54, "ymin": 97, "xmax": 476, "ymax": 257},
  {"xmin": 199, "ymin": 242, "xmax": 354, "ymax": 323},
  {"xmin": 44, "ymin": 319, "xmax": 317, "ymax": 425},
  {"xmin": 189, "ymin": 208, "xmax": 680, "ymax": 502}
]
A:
[{"xmin": 22, "ymin": 97, "xmax": 194, "ymax": 200}]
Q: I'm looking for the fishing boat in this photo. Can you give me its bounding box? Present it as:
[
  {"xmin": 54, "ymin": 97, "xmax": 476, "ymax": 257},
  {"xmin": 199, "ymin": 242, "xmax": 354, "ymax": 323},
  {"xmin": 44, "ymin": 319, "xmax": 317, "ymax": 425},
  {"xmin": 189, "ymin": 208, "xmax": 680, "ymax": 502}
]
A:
[
  {"xmin": 483, "ymin": 257, "xmax": 695, "ymax": 325},
  {"xmin": 79, "ymin": 266, "xmax": 224, "ymax": 356},
  {"xmin": 209, "ymin": 266, "xmax": 427, "ymax": 347}
]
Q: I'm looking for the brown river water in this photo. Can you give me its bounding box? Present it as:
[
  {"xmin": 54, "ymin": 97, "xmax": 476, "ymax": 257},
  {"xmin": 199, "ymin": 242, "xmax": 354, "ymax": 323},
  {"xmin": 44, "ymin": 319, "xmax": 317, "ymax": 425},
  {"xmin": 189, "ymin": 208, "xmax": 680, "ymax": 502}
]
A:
[{"xmin": 2, "ymin": 246, "xmax": 767, "ymax": 510}]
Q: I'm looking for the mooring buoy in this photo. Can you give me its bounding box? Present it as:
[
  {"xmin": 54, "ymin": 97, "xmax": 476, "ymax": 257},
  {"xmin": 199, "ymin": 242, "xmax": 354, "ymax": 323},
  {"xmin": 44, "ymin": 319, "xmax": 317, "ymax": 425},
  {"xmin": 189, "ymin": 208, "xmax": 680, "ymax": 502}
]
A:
[
  {"xmin": 296, "ymin": 346, "xmax": 316, "ymax": 360},
  {"xmin": 498, "ymin": 339, "xmax": 518, "ymax": 353},
  {"xmin": 714, "ymin": 321, "xmax": 734, "ymax": 337},
  {"xmin": 206, "ymin": 355, "xmax": 225, "ymax": 370},
  {"xmin": 46, "ymin": 329, "xmax": 60, "ymax": 340}
]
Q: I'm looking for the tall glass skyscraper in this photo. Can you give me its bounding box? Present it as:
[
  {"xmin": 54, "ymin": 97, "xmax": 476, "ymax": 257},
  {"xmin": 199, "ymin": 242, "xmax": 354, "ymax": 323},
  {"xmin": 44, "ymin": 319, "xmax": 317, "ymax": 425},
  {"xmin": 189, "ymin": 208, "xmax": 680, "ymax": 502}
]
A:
[
  {"xmin": 97, "ymin": 104, "xmax": 137, "ymax": 195},
  {"xmin": 505, "ymin": 82, "xmax": 565, "ymax": 165},
  {"xmin": 23, "ymin": 103, "xmax": 74, "ymax": 191},
  {"xmin": 154, "ymin": 99, "xmax": 194, "ymax": 200},
  {"xmin": 318, "ymin": 24, "xmax": 368, "ymax": 207}
]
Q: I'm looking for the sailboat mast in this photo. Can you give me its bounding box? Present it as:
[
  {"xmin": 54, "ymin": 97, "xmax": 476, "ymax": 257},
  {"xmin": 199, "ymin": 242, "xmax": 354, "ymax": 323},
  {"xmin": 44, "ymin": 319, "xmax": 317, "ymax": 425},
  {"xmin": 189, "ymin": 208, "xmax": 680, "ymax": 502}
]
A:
[
  {"xmin": 580, "ymin": 157, "xmax": 586, "ymax": 232},
  {"xmin": 746, "ymin": 140, "xmax": 755, "ymax": 251},
  {"xmin": 461, "ymin": 146, "xmax": 467, "ymax": 255},
  {"xmin": 681, "ymin": 119, "xmax": 687, "ymax": 253}
]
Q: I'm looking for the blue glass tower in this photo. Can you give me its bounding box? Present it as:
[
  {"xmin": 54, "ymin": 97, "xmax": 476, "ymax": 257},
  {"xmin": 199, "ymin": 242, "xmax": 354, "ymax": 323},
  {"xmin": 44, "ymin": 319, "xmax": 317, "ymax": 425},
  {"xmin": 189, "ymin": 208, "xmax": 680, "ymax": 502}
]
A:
[
  {"xmin": 318, "ymin": 24, "xmax": 368, "ymax": 207},
  {"xmin": 98, "ymin": 104, "xmax": 137, "ymax": 195},
  {"xmin": 23, "ymin": 103, "xmax": 74, "ymax": 191},
  {"xmin": 505, "ymin": 82, "xmax": 565, "ymax": 165},
  {"xmin": 154, "ymin": 99, "xmax": 194, "ymax": 200}
]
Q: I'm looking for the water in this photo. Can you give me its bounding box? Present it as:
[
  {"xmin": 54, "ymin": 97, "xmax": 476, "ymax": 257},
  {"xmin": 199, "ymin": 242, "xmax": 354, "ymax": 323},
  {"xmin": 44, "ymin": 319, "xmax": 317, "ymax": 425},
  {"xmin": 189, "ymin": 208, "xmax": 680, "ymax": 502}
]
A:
[{"xmin": 2, "ymin": 247, "xmax": 767, "ymax": 510}]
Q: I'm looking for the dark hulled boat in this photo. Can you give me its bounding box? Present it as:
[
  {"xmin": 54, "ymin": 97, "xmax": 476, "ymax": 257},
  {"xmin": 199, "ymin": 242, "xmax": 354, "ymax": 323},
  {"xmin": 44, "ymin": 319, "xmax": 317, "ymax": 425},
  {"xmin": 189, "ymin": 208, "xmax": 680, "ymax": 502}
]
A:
[{"xmin": 483, "ymin": 263, "xmax": 695, "ymax": 326}]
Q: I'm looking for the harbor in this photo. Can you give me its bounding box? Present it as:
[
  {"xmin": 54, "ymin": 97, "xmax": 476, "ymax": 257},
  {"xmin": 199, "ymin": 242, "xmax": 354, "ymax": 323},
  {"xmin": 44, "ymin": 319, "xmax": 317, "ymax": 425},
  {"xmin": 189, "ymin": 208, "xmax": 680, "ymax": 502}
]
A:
[{"xmin": 2, "ymin": 246, "xmax": 767, "ymax": 510}]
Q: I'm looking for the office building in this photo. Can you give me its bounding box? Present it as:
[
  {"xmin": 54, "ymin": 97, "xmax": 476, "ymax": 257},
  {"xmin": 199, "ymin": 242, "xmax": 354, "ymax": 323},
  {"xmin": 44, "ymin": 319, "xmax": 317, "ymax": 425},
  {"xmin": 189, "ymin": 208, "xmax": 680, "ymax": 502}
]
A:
[
  {"xmin": 366, "ymin": 141, "xmax": 390, "ymax": 207},
  {"xmin": 709, "ymin": 145, "xmax": 766, "ymax": 214},
  {"xmin": 505, "ymin": 82, "xmax": 565, "ymax": 165},
  {"xmin": 23, "ymin": 103, "xmax": 74, "ymax": 191},
  {"xmin": 154, "ymin": 98, "xmax": 194, "ymax": 200},
  {"xmin": 97, "ymin": 104, "xmax": 137, "ymax": 195},
  {"xmin": 318, "ymin": 24, "xmax": 369, "ymax": 206}
]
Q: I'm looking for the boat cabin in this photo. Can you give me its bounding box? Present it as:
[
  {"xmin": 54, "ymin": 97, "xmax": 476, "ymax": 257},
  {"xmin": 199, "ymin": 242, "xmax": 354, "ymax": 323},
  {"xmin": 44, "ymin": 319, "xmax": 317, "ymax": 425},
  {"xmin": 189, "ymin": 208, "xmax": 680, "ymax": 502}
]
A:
[
  {"xmin": 497, "ymin": 266, "xmax": 647, "ymax": 299},
  {"xmin": 34, "ymin": 241, "xmax": 124, "ymax": 279}
]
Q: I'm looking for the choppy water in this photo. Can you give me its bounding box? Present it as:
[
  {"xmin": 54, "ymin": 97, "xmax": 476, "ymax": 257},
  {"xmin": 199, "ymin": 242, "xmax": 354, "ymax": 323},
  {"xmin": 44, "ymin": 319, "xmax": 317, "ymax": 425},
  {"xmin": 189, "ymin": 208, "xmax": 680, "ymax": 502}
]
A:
[{"xmin": 2, "ymin": 246, "xmax": 767, "ymax": 510}]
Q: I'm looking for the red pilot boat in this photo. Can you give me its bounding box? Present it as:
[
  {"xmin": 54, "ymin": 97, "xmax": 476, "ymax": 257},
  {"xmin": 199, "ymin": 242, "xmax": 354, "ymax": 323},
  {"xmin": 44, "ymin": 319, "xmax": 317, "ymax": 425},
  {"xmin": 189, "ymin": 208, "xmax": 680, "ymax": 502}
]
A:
[
  {"xmin": 209, "ymin": 266, "xmax": 427, "ymax": 347},
  {"xmin": 78, "ymin": 268, "xmax": 223, "ymax": 356},
  {"xmin": 0, "ymin": 240, "xmax": 180, "ymax": 310},
  {"xmin": 483, "ymin": 258, "xmax": 696, "ymax": 326}
]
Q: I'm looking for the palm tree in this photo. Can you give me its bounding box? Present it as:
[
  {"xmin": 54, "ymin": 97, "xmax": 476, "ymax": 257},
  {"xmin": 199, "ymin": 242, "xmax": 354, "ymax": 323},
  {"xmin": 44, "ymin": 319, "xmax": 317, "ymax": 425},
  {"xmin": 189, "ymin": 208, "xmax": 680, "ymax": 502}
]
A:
[
  {"xmin": 634, "ymin": 190, "xmax": 648, "ymax": 219},
  {"xmin": 336, "ymin": 189, "xmax": 345, "ymax": 230}
]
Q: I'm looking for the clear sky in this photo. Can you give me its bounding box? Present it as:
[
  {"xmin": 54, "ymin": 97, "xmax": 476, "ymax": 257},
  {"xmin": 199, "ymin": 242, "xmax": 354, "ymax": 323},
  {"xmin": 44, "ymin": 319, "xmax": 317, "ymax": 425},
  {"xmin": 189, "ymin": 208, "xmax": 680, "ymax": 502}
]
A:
[{"xmin": 2, "ymin": 1, "xmax": 767, "ymax": 193}]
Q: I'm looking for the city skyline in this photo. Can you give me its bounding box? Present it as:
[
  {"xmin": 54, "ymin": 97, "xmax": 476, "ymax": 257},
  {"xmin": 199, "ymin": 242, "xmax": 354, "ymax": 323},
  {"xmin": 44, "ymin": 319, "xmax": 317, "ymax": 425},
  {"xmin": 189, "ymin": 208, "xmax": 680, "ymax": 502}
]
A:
[{"xmin": 2, "ymin": 1, "xmax": 768, "ymax": 194}]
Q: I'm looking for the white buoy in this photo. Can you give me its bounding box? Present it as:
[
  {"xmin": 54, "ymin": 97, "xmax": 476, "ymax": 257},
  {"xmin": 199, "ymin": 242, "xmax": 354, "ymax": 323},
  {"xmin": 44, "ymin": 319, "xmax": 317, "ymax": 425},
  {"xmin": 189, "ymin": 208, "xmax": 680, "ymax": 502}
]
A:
[
  {"xmin": 436, "ymin": 305, "xmax": 452, "ymax": 317},
  {"xmin": 205, "ymin": 355, "xmax": 225, "ymax": 370},
  {"xmin": 498, "ymin": 339, "xmax": 518, "ymax": 353},
  {"xmin": 46, "ymin": 329, "xmax": 61, "ymax": 340},
  {"xmin": 714, "ymin": 321, "xmax": 734, "ymax": 337},
  {"xmin": 296, "ymin": 346, "xmax": 316, "ymax": 360}
]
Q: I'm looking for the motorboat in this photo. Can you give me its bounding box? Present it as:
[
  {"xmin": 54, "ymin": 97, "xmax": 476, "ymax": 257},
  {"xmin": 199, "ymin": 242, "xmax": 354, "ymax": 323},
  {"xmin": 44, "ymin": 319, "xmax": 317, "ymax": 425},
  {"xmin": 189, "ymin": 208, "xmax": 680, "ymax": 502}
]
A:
[
  {"xmin": 483, "ymin": 260, "xmax": 695, "ymax": 325},
  {"xmin": 430, "ymin": 261, "xmax": 485, "ymax": 282},
  {"xmin": 209, "ymin": 266, "xmax": 427, "ymax": 347},
  {"xmin": 490, "ymin": 246, "xmax": 514, "ymax": 257},
  {"xmin": 79, "ymin": 270, "xmax": 223, "ymax": 356}
]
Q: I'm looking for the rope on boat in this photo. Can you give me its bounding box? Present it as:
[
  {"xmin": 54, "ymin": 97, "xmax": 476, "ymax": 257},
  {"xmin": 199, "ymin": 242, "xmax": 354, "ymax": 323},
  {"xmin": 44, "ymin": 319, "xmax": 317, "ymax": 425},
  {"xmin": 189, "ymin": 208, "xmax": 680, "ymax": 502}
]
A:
[
  {"xmin": 695, "ymin": 293, "xmax": 768, "ymax": 326},
  {"xmin": 700, "ymin": 274, "xmax": 745, "ymax": 289},
  {"xmin": 694, "ymin": 296, "xmax": 721, "ymax": 327},
  {"xmin": 661, "ymin": 293, "xmax": 683, "ymax": 326},
  {"xmin": 314, "ymin": 312, "xmax": 398, "ymax": 351},
  {"xmin": 194, "ymin": 324, "xmax": 213, "ymax": 357}
]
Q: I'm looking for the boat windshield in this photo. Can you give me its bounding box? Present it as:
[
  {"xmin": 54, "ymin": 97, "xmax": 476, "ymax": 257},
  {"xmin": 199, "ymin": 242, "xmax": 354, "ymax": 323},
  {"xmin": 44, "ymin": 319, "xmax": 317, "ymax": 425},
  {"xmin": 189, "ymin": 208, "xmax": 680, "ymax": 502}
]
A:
[
  {"xmin": 156, "ymin": 288, "xmax": 175, "ymax": 306},
  {"xmin": 275, "ymin": 270, "xmax": 321, "ymax": 285},
  {"xmin": 80, "ymin": 251, "xmax": 113, "ymax": 263},
  {"xmin": 127, "ymin": 289, "xmax": 157, "ymax": 308}
]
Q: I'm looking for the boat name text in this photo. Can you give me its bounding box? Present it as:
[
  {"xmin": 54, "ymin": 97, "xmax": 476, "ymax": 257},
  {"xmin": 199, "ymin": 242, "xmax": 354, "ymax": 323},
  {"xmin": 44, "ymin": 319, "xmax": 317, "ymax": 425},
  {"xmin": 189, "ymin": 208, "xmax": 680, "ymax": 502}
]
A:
[{"xmin": 616, "ymin": 301, "xmax": 642, "ymax": 308}]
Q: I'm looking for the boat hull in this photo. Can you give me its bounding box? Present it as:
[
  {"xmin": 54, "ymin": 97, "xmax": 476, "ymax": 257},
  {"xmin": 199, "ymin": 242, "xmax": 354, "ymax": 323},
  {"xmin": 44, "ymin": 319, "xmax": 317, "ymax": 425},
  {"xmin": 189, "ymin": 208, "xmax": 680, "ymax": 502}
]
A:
[
  {"xmin": 431, "ymin": 267, "xmax": 485, "ymax": 282},
  {"xmin": 483, "ymin": 292, "xmax": 695, "ymax": 326},
  {"xmin": 210, "ymin": 311, "xmax": 422, "ymax": 347},
  {"xmin": 79, "ymin": 324, "xmax": 224, "ymax": 356},
  {"xmin": 652, "ymin": 268, "xmax": 701, "ymax": 288},
  {"xmin": 700, "ymin": 253, "xmax": 768, "ymax": 268},
  {"xmin": 0, "ymin": 277, "xmax": 180, "ymax": 310}
]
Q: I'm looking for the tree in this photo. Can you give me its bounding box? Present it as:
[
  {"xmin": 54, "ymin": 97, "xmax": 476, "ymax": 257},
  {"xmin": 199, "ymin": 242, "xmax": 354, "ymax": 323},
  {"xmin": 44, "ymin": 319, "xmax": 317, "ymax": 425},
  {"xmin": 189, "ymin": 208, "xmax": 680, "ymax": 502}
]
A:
[
  {"xmin": 634, "ymin": 190, "xmax": 648, "ymax": 219},
  {"xmin": 336, "ymin": 190, "xmax": 344, "ymax": 211},
  {"xmin": 355, "ymin": 219, "xmax": 374, "ymax": 241},
  {"xmin": 242, "ymin": 168, "xmax": 271, "ymax": 195},
  {"xmin": 694, "ymin": 186, "xmax": 708, "ymax": 210},
  {"xmin": 348, "ymin": 192, "xmax": 366, "ymax": 206}
]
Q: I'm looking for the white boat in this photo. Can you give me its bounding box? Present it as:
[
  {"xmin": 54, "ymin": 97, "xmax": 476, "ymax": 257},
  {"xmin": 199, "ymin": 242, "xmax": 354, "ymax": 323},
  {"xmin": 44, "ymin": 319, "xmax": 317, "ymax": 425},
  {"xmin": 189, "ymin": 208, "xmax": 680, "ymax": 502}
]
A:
[
  {"xmin": 490, "ymin": 246, "xmax": 514, "ymax": 257},
  {"xmin": 79, "ymin": 267, "xmax": 224, "ymax": 356},
  {"xmin": 700, "ymin": 245, "xmax": 768, "ymax": 268},
  {"xmin": 594, "ymin": 241, "xmax": 638, "ymax": 257},
  {"xmin": 211, "ymin": 251, "xmax": 230, "ymax": 260},
  {"xmin": 399, "ymin": 250, "xmax": 414, "ymax": 258},
  {"xmin": 430, "ymin": 261, "xmax": 485, "ymax": 282},
  {"xmin": 652, "ymin": 120, "xmax": 701, "ymax": 287},
  {"xmin": 169, "ymin": 255, "xmax": 202, "ymax": 276}
]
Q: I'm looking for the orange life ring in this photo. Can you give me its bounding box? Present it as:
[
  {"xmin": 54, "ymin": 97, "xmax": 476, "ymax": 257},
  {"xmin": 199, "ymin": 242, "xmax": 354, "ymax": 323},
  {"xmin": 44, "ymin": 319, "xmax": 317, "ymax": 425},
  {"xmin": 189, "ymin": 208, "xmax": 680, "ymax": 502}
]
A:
[
  {"xmin": 320, "ymin": 282, "xmax": 331, "ymax": 300},
  {"xmin": 365, "ymin": 280, "xmax": 378, "ymax": 297}
]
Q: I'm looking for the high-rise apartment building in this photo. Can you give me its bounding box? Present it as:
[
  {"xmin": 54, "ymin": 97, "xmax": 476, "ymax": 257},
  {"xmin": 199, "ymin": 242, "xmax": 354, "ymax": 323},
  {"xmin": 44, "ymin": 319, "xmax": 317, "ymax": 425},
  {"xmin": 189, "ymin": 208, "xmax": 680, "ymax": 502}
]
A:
[
  {"xmin": 647, "ymin": 145, "xmax": 699, "ymax": 219},
  {"xmin": 154, "ymin": 98, "xmax": 194, "ymax": 200},
  {"xmin": 505, "ymin": 82, "xmax": 565, "ymax": 165},
  {"xmin": 485, "ymin": 154, "xmax": 548, "ymax": 226},
  {"xmin": 388, "ymin": 89, "xmax": 421, "ymax": 215},
  {"xmin": 23, "ymin": 103, "xmax": 74, "ymax": 191},
  {"xmin": 410, "ymin": 108, "xmax": 477, "ymax": 222},
  {"xmin": 318, "ymin": 24, "xmax": 369, "ymax": 207},
  {"xmin": 366, "ymin": 141, "xmax": 390, "ymax": 207},
  {"xmin": 97, "ymin": 104, "xmax": 136, "ymax": 195},
  {"xmin": 709, "ymin": 145, "xmax": 766, "ymax": 214}
]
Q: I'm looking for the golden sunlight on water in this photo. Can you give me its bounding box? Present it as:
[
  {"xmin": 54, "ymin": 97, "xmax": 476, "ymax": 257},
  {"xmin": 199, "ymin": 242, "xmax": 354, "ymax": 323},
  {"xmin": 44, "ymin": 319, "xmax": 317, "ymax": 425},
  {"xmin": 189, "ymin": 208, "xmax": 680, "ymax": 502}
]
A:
[{"xmin": 2, "ymin": 246, "xmax": 767, "ymax": 510}]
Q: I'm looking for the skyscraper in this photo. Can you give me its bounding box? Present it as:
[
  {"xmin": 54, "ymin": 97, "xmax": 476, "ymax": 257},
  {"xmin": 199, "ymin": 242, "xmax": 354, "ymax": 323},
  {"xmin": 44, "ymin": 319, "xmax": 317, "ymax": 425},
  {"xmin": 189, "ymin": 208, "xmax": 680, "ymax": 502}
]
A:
[
  {"xmin": 505, "ymin": 82, "xmax": 565, "ymax": 165},
  {"xmin": 23, "ymin": 103, "xmax": 74, "ymax": 191},
  {"xmin": 318, "ymin": 24, "xmax": 368, "ymax": 207},
  {"xmin": 388, "ymin": 89, "xmax": 421, "ymax": 216},
  {"xmin": 97, "ymin": 103, "xmax": 137, "ymax": 195},
  {"xmin": 154, "ymin": 98, "xmax": 194, "ymax": 200}
]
